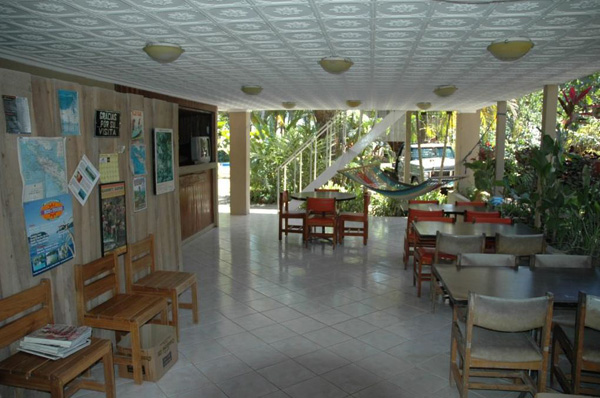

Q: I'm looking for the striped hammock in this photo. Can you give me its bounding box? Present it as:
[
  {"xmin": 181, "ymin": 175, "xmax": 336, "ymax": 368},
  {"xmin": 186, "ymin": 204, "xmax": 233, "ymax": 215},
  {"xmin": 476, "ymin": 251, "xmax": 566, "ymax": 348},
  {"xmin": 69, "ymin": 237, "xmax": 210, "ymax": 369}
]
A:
[{"xmin": 338, "ymin": 164, "xmax": 443, "ymax": 199}]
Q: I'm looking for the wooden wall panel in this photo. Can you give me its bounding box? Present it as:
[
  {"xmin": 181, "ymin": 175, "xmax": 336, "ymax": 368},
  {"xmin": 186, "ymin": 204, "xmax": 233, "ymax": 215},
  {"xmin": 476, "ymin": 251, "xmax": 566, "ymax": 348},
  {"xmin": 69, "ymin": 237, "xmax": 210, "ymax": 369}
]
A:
[{"xmin": 0, "ymin": 68, "xmax": 183, "ymax": 398}]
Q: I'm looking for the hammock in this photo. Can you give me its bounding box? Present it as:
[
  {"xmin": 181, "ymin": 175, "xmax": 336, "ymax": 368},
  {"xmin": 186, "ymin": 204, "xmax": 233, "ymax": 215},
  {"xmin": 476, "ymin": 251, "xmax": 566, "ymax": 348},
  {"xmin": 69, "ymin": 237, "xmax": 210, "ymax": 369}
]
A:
[{"xmin": 338, "ymin": 164, "xmax": 444, "ymax": 199}]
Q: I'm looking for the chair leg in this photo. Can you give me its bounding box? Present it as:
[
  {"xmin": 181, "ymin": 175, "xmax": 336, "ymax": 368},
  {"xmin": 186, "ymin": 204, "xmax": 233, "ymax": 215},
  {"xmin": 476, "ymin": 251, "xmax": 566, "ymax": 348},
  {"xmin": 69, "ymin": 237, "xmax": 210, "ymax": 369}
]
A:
[
  {"xmin": 191, "ymin": 281, "xmax": 199, "ymax": 325},
  {"xmin": 130, "ymin": 326, "xmax": 143, "ymax": 384},
  {"xmin": 278, "ymin": 215, "xmax": 283, "ymax": 240},
  {"xmin": 171, "ymin": 291, "xmax": 180, "ymax": 341},
  {"xmin": 103, "ymin": 346, "xmax": 116, "ymax": 398}
]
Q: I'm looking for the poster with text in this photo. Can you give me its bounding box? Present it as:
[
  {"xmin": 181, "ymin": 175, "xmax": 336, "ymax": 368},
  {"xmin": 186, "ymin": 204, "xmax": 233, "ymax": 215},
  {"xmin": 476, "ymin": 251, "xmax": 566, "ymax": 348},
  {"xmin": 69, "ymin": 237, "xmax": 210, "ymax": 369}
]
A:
[
  {"xmin": 130, "ymin": 140, "xmax": 147, "ymax": 176},
  {"xmin": 68, "ymin": 155, "xmax": 100, "ymax": 205},
  {"xmin": 2, "ymin": 95, "xmax": 31, "ymax": 134},
  {"xmin": 58, "ymin": 89, "xmax": 80, "ymax": 136},
  {"xmin": 131, "ymin": 110, "xmax": 144, "ymax": 140},
  {"xmin": 133, "ymin": 176, "xmax": 147, "ymax": 212},
  {"xmin": 24, "ymin": 193, "xmax": 75, "ymax": 276},
  {"xmin": 153, "ymin": 128, "xmax": 175, "ymax": 195},
  {"xmin": 100, "ymin": 182, "xmax": 127, "ymax": 255}
]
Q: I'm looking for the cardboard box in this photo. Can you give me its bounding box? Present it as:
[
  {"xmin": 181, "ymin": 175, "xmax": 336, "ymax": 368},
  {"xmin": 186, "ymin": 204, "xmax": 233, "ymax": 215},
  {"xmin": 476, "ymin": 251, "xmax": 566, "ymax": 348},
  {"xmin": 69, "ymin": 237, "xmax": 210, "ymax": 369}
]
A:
[{"xmin": 116, "ymin": 324, "xmax": 177, "ymax": 382}]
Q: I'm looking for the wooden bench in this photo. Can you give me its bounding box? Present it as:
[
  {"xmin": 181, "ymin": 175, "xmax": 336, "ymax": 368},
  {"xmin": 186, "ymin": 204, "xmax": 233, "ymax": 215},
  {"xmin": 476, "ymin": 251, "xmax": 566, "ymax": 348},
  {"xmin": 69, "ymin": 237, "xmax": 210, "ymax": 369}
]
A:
[{"xmin": 0, "ymin": 279, "xmax": 115, "ymax": 397}]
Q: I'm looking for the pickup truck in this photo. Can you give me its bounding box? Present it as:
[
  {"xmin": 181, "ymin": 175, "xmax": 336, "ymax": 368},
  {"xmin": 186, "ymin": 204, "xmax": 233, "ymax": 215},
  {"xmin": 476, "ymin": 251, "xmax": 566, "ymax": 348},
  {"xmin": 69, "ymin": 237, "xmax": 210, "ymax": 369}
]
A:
[{"xmin": 396, "ymin": 143, "xmax": 455, "ymax": 183}]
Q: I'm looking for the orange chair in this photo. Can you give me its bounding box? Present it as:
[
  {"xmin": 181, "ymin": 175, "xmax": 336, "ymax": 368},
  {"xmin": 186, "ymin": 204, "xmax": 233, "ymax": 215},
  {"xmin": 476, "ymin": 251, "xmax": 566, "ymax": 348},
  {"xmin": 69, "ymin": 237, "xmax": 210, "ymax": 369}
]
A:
[
  {"xmin": 408, "ymin": 200, "xmax": 438, "ymax": 204},
  {"xmin": 412, "ymin": 217, "xmax": 456, "ymax": 297},
  {"xmin": 472, "ymin": 217, "xmax": 513, "ymax": 225},
  {"xmin": 305, "ymin": 197, "xmax": 338, "ymax": 248},
  {"xmin": 338, "ymin": 190, "xmax": 370, "ymax": 245},
  {"xmin": 403, "ymin": 209, "xmax": 445, "ymax": 269},
  {"xmin": 279, "ymin": 190, "xmax": 305, "ymax": 240},
  {"xmin": 464, "ymin": 210, "xmax": 500, "ymax": 222},
  {"xmin": 456, "ymin": 201, "xmax": 486, "ymax": 207}
]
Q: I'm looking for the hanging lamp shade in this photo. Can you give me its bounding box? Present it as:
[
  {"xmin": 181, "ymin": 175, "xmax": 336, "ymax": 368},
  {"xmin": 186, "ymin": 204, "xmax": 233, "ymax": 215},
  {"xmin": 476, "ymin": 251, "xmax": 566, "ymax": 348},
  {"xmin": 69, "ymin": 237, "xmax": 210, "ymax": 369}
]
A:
[
  {"xmin": 241, "ymin": 85, "xmax": 263, "ymax": 95},
  {"xmin": 416, "ymin": 102, "xmax": 432, "ymax": 110},
  {"xmin": 143, "ymin": 43, "xmax": 184, "ymax": 63},
  {"xmin": 346, "ymin": 100, "xmax": 361, "ymax": 108},
  {"xmin": 282, "ymin": 102, "xmax": 296, "ymax": 109},
  {"xmin": 433, "ymin": 85, "xmax": 457, "ymax": 98},
  {"xmin": 319, "ymin": 57, "xmax": 354, "ymax": 74},
  {"xmin": 487, "ymin": 38, "xmax": 534, "ymax": 61}
]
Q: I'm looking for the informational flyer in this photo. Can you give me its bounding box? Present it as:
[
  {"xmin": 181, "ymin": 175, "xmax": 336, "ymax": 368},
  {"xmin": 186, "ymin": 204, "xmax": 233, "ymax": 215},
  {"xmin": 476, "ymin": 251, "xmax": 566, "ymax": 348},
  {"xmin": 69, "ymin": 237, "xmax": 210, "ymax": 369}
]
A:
[
  {"xmin": 24, "ymin": 193, "xmax": 75, "ymax": 276},
  {"xmin": 68, "ymin": 155, "xmax": 100, "ymax": 205},
  {"xmin": 130, "ymin": 140, "xmax": 147, "ymax": 176},
  {"xmin": 99, "ymin": 153, "xmax": 120, "ymax": 183},
  {"xmin": 133, "ymin": 176, "xmax": 147, "ymax": 212},
  {"xmin": 131, "ymin": 110, "xmax": 144, "ymax": 140},
  {"xmin": 58, "ymin": 89, "xmax": 80, "ymax": 136},
  {"xmin": 2, "ymin": 95, "xmax": 31, "ymax": 134}
]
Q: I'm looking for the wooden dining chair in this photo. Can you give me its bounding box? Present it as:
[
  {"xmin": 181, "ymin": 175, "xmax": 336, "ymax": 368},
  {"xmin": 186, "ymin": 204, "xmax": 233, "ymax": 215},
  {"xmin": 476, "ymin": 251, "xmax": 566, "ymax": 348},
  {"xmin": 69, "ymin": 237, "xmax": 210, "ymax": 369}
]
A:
[
  {"xmin": 408, "ymin": 199, "xmax": 438, "ymax": 204},
  {"xmin": 304, "ymin": 197, "xmax": 338, "ymax": 248},
  {"xmin": 464, "ymin": 210, "xmax": 500, "ymax": 222},
  {"xmin": 403, "ymin": 208, "xmax": 445, "ymax": 269},
  {"xmin": 75, "ymin": 253, "xmax": 169, "ymax": 385},
  {"xmin": 532, "ymin": 254, "xmax": 592, "ymax": 269},
  {"xmin": 412, "ymin": 216, "xmax": 456, "ymax": 297},
  {"xmin": 472, "ymin": 217, "xmax": 513, "ymax": 225},
  {"xmin": 0, "ymin": 280, "xmax": 115, "ymax": 398},
  {"xmin": 458, "ymin": 253, "xmax": 518, "ymax": 269},
  {"xmin": 124, "ymin": 234, "xmax": 199, "ymax": 341},
  {"xmin": 279, "ymin": 190, "xmax": 305, "ymax": 240},
  {"xmin": 315, "ymin": 188, "xmax": 340, "ymax": 192},
  {"xmin": 338, "ymin": 189, "xmax": 370, "ymax": 245},
  {"xmin": 450, "ymin": 292, "xmax": 554, "ymax": 398},
  {"xmin": 495, "ymin": 233, "xmax": 546, "ymax": 267},
  {"xmin": 551, "ymin": 292, "xmax": 600, "ymax": 396},
  {"xmin": 455, "ymin": 201, "xmax": 486, "ymax": 207}
]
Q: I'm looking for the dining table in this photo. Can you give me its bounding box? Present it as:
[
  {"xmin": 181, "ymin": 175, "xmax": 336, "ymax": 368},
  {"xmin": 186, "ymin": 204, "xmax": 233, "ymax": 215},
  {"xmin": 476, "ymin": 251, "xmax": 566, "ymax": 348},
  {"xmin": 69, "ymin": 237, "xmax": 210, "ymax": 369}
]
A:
[
  {"xmin": 290, "ymin": 191, "xmax": 356, "ymax": 201},
  {"xmin": 432, "ymin": 264, "xmax": 600, "ymax": 306},
  {"xmin": 413, "ymin": 220, "xmax": 539, "ymax": 240}
]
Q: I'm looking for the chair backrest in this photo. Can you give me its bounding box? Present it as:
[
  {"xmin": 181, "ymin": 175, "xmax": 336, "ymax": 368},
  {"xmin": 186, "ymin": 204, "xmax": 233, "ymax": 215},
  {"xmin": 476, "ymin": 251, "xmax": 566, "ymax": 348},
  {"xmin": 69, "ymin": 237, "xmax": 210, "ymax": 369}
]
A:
[
  {"xmin": 458, "ymin": 253, "xmax": 517, "ymax": 269},
  {"xmin": 435, "ymin": 232, "xmax": 485, "ymax": 262},
  {"xmin": 124, "ymin": 234, "xmax": 157, "ymax": 292},
  {"xmin": 407, "ymin": 209, "xmax": 445, "ymax": 234},
  {"xmin": 464, "ymin": 210, "xmax": 500, "ymax": 222},
  {"xmin": 315, "ymin": 188, "xmax": 339, "ymax": 192},
  {"xmin": 74, "ymin": 253, "xmax": 120, "ymax": 325},
  {"xmin": 408, "ymin": 199, "xmax": 438, "ymax": 204},
  {"xmin": 532, "ymin": 254, "xmax": 592, "ymax": 269},
  {"xmin": 456, "ymin": 201, "xmax": 486, "ymax": 207},
  {"xmin": 472, "ymin": 217, "xmax": 513, "ymax": 225},
  {"xmin": 582, "ymin": 292, "xmax": 600, "ymax": 331},
  {"xmin": 413, "ymin": 216, "xmax": 455, "ymax": 223},
  {"xmin": 495, "ymin": 233, "xmax": 546, "ymax": 256},
  {"xmin": 468, "ymin": 292, "xmax": 553, "ymax": 332},
  {"xmin": 279, "ymin": 190, "xmax": 290, "ymax": 213},
  {"xmin": 307, "ymin": 197, "xmax": 336, "ymax": 214},
  {"xmin": 0, "ymin": 279, "xmax": 54, "ymax": 349}
]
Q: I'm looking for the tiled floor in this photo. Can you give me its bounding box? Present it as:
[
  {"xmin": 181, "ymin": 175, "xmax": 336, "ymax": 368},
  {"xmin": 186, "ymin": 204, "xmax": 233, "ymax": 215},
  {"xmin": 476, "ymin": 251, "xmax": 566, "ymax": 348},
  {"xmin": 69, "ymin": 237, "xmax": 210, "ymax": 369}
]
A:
[{"xmin": 76, "ymin": 211, "xmax": 531, "ymax": 398}]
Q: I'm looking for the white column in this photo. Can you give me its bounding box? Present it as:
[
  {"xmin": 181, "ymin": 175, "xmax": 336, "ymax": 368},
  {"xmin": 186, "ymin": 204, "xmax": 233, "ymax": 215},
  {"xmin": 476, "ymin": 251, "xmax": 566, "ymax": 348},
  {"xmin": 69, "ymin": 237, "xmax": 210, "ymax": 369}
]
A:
[
  {"xmin": 455, "ymin": 111, "xmax": 481, "ymax": 193},
  {"xmin": 404, "ymin": 111, "xmax": 412, "ymax": 183},
  {"xmin": 494, "ymin": 101, "xmax": 507, "ymax": 196},
  {"xmin": 541, "ymin": 84, "xmax": 558, "ymax": 140},
  {"xmin": 229, "ymin": 111, "xmax": 250, "ymax": 215}
]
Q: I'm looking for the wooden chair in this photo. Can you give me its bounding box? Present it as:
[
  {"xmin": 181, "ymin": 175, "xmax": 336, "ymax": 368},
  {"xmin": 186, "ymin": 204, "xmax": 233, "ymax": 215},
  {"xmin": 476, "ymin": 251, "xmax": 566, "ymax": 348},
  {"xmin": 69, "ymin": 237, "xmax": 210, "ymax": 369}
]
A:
[
  {"xmin": 431, "ymin": 232, "xmax": 486, "ymax": 308},
  {"xmin": 408, "ymin": 199, "xmax": 438, "ymax": 204},
  {"xmin": 456, "ymin": 201, "xmax": 486, "ymax": 207},
  {"xmin": 495, "ymin": 233, "xmax": 546, "ymax": 267},
  {"xmin": 338, "ymin": 189, "xmax": 370, "ymax": 245},
  {"xmin": 75, "ymin": 253, "xmax": 168, "ymax": 384},
  {"xmin": 124, "ymin": 234, "xmax": 199, "ymax": 341},
  {"xmin": 304, "ymin": 197, "xmax": 338, "ymax": 248},
  {"xmin": 551, "ymin": 292, "xmax": 600, "ymax": 396},
  {"xmin": 412, "ymin": 216, "xmax": 455, "ymax": 297},
  {"xmin": 279, "ymin": 190, "xmax": 305, "ymax": 240},
  {"xmin": 450, "ymin": 292, "xmax": 554, "ymax": 398},
  {"xmin": 458, "ymin": 253, "xmax": 518, "ymax": 269},
  {"xmin": 0, "ymin": 280, "xmax": 115, "ymax": 397},
  {"xmin": 464, "ymin": 210, "xmax": 500, "ymax": 222},
  {"xmin": 403, "ymin": 209, "xmax": 445, "ymax": 269},
  {"xmin": 472, "ymin": 217, "xmax": 513, "ymax": 225},
  {"xmin": 533, "ymin": 254, "xmax": 592, "ymax": 269},
  {"xmin": 315, "ymin": 188, "xmax": 340, "ymax": 192}
]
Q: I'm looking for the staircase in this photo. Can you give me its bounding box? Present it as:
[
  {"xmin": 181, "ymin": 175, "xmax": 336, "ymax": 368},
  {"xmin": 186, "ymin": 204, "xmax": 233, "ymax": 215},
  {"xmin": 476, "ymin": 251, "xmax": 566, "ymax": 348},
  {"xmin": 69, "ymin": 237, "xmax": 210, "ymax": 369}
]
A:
[{"xmin": 276, "ymin": 111, "xmax": 405, "ymax": 210}]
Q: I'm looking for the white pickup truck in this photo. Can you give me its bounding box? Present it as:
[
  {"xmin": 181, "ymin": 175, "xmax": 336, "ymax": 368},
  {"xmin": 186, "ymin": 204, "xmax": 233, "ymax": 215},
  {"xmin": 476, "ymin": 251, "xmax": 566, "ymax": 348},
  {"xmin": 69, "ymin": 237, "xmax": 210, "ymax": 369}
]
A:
[{"xmin": 396, "ymin": 143, "xmax": 455, "ymax": 183}]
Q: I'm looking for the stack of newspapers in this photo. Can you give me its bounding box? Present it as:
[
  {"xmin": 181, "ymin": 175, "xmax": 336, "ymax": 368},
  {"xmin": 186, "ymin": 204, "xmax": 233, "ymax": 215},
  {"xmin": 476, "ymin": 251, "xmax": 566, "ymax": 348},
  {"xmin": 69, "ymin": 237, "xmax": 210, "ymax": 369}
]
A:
[{"xmin": 18, "ymin": 324, "xmax": 92, "ymax": 360}]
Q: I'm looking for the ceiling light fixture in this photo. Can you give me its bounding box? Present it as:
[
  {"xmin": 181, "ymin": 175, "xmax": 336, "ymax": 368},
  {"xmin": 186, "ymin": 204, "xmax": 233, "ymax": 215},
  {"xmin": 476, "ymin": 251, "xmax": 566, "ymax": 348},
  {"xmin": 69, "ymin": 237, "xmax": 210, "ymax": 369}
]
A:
[
  {"xmin": 416, "ymin": 102, "xmax": 432, "ymax": 110},
  {"xmin": 282, "ymin": 102, "xmax": 296, "ymax": 109},
  {"xmin": 433, "ymin": 85, "xmax": 457, "ymax": 98},
  {"xmin": 143, "ymin": 43, "xmax": 184, "ymax": 64},
  {"xmin": 346, "ymin": 100, "xmax": 361, "ymax": 108},
  {"xmin": 487, "ymin": 38, "xmax": 534, "ymax": 61},
  {"xmin": 319, "ymin": 57, "xmax": 354, "ymax": 74},
  {"xmin": 241, "ymin": 85, "xmax": 263, "ymax": 95}
]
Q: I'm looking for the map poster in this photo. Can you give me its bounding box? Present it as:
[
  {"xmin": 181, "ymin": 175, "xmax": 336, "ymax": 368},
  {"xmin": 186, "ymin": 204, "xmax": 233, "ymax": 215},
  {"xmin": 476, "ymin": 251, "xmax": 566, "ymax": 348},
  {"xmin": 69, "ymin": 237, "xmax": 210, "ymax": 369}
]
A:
[
  {"xmin": 130, "ymin": 140, "xmax": 147, "ymax": 176},
  {"xmin": 99, "ymin": 182, "xmax": 127, "ymax": 256},
  {"xmin": 58, "ymin": 89, "xmax": 80, "ymax": 136},
  {"xmin": 153, "ymin": 128, "xmax": 175, "ymax": 195},
  {"xmin": 95, "ymin": 110, "xmax": 120, "ymax": 137},
  {"xmin": 18, "ymin": 137, "xmax": 68, "ymax": 203},
  {"xmin": 133, "ymin": 176, "xmax": 147, "ymax": 212},
  {"xmin": 131, "ymin": 110, "xmax": 143, "ymax": 140},
  {"xmin": 68, "ymin": 155, "xmax": 100, "ymax": 206},
  {"xmin": 2, "ymin": 95, "xmax": 32, "ymax": 134},
  {"xmin": 24, "ymin": 193, "xmax": 75, "ymax": 276}
]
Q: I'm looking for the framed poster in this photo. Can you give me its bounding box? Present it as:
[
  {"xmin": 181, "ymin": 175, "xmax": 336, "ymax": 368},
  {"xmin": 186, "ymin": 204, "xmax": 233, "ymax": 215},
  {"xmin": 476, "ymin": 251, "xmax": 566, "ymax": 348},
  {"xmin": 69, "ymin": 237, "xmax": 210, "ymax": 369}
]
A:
[
  {"xmin": 153, "ymin": 128, "xmax": 175, "ymax": 195},
  {"xmin": 133, "ymin": 176, "xmax": 147, "ymax": 212},
  {"xmin": 95, "ymin": 110, "xmax": 120, "ymax": 137},
  {"xmin": 99, "ymin": 182, "xmax": 127, "ymax": 256}
]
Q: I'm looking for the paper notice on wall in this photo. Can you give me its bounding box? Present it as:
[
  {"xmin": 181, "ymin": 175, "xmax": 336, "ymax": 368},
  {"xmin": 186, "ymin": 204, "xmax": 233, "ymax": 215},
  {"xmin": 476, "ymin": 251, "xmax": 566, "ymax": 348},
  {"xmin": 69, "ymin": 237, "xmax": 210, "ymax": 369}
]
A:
[
  {"xmin": 68, "ymin": 155, "xmax": 100, "ymax": 206},
  {"xmin": 2, "ymin": 95, "xmax": 32, "ymax": 134},
  {"xmin": 99, "ymin": 153, "xmax": 120, "ymax": 183}
]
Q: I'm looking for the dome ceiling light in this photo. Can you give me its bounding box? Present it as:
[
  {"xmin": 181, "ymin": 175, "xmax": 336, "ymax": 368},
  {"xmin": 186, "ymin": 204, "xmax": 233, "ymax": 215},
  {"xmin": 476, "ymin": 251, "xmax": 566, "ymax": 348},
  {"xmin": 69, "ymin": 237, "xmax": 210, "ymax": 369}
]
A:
[
  {"xmin": 433, "ymin": 85, "xmax": 457, "ymax": 98},
  {"xmin": 143, "ymin": 43, "xmax": 184, "ymax": 64},
  {"xmin": 282, "ymin": 102, "xmax": 296, "ymax": 109},
  {"xmin": 416, "ymin": 102, "xmax": 432, "ymax": 110},
  {"xmin": 319, "ymin": 57, "xmax": 354, "ymax": 74},
  {"xmin": 487, "ymin": 38, "xmax": 534, "ymax": 61},
  {"xmin": 346, "ymin": 100, "xmax": 361, "ymax": 108},
  {"xmin": 241, "ymin": 85, "xmax": 263, "ymax": 95}
]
